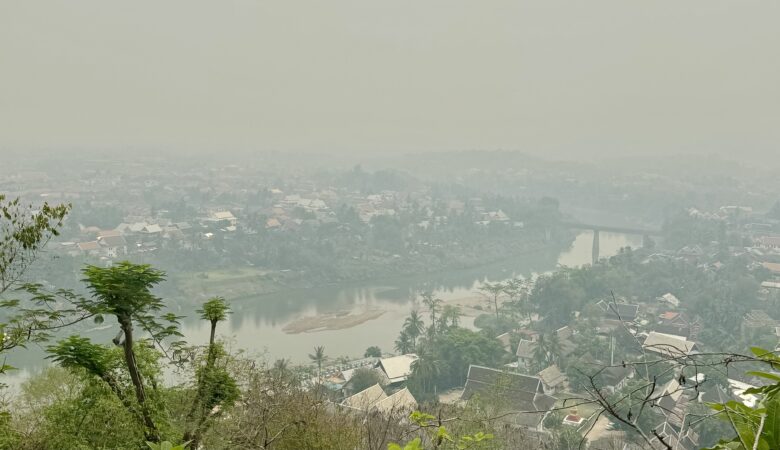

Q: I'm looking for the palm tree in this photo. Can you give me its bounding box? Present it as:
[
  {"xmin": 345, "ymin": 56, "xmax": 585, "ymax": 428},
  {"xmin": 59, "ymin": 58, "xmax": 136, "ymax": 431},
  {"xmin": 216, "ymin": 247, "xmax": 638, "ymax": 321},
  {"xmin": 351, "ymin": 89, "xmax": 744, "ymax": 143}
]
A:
[
  {"xmin": 479, "ymin": 281, "xmax": 505, "ymax": 323},
  {"xmin": 546, "ymin": 332, "xmax": 562, "ymax": 365},
  {"xmin": 273, "ymin": 358, "xmax": 289, "ymax": 373},
  {"xmin": 403, "ymin": 310, "xmax": 425, "ymax": 348},
  {"xmin": 421, "ymin": 292, "xmax": 442, "ymax": 336},
  {"xmin": 437, "ymin": 305, "xmax": 461, "ymax": 332},
  {"xmin": 197, "ymin": 296, "xmax": 231, "ymax": 348},
  {"xmin": 308, "ymin": 346, "xmax": 327, "ymax": 382},
  {"xmin": 532, "ymin": 334, "xmax": 549, "ymax": 371},
  {"xmin": 395, "ymin": 330, "xmax": 413, "ymax": 354},
  {"xmin": 410, "ymin": 347, "xmax": 441, "ymax": 397}
]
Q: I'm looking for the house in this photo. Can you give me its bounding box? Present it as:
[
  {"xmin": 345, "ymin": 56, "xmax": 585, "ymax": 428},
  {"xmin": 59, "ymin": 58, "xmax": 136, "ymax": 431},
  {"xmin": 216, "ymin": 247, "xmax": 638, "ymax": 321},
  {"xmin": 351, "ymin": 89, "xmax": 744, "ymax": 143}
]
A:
[
  {"xmin": 648, "ymin": 421, "xmax": 699, "ymax": 450},
  {"xmin": 758, "ymin": 236, "xmax": 780, "ymax": 250},
  {"xmin": 77, "ymin": 241, "xmax": 101, "ymax": 256},
  {"xmin": 537, "ymin": 365, "xmax": 568, "ymax": 394},
  {"xmin": 341, "ymin": 383, "xmax": 387, "ymax": 410},
  {"xmin": 655, "ymin": 378, "xmax": 688, "ymax": 426},
  {"xmin": 211, "ymin": 211, "xmax": 237, "ymax": 226},
  {"xmin": 174, "ymin": 222, "xmax": 193, "ymax": 232},
  {"xmin": 495, "ymin": 332, "xmax": 513, "ymax": 353},
  {"xmin": 142, "ymin": 224, "xmax": 162, "ymax": 234},
  {"xmin": 742, "ymin": 309, "xmax": 776, "ymax": 331},
  {"xmin": 375, "ymin": 354, "xmax": 418, "ymax": 385},
  {"xmin": 655, "ymin": 312, "xmax": 701, "ymax": 340},
  {"xmin": 460, "ymin": 365, "xmax": 556, "ymax": 431},
  {"xmin": 598, "ymin": 366, "xmax": 634, "ymax": 393},
  {"xmin": 642, "ymin": 332, "xmax": 696, "ymax": 357},
  {"xmin": 97, "ymin": 234, "xmax": 127, "ymax": 258},
  {"xmin": 596, "ymin": 299, "xmax": 639, "ymax": 322},
  {"xmin": 554, "ymin": 326, "xmax": 577, "ymax": 357},
  {"xmin": 371, "ymin": 388, "xmax": 418, "ymax": 416},
  {"xmin": 515, "ymin": 339, "xmax": 537, "ymax": 368}
]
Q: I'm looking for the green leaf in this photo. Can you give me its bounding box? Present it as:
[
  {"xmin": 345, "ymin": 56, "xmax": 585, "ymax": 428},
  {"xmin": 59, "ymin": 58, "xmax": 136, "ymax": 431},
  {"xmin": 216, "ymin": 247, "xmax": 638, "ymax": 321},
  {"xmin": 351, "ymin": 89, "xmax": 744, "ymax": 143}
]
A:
[
  {"xmin": 765, "ymin": 398, "xmax": 780, "ymax": 448},
  {"xmin": 93, "ymin": 314, "xmax": 104, "ymax": 325}
]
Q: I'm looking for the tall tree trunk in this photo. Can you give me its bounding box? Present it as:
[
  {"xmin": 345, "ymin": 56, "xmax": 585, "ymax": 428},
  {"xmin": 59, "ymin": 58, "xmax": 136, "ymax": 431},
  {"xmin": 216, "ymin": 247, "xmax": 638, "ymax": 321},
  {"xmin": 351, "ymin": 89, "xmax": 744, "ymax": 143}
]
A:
[
  {"xmin": 119, "ymin": 316, "xmax": 159, "ymax": 442},
  {"xmin": 186, "ymin": 322, "xmax": 220, "ymax": 448},
  {"xmin": 209, "ymin": 320, "xmax": 217, "ymax": 347}
]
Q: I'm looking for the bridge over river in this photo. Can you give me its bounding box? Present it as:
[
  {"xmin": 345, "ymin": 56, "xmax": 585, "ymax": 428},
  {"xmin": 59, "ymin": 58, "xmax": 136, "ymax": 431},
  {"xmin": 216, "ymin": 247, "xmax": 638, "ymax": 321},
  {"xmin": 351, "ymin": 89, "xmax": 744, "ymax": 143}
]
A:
[{"xmin": 558, "ymin": 221, "xmax": 663, "ymax": 265}]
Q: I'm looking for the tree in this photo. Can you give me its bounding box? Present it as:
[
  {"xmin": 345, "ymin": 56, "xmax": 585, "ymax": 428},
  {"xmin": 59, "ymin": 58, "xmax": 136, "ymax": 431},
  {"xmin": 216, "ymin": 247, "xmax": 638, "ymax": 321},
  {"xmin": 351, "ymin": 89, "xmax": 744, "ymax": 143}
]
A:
[
  {"xmin": 437, "ymin": 305, "xmax": 461, "ymax": 333},
  {"xmin": 348, "ymin": 367, "xmax": 384, "ymax": 394},
  {"xmin": 403, "ymin": 310, "xmax": 425, "ymax": 348},
  {"xmin": 0, "ymin": 196, "xmax": 79, "ymax": 374},
  {"xmin": 79, "ymin": 262, "xmax": 178, "ymax": 442},
  {"xmin": 478, "ymin": 282, "xmax": 505, "ymax": 323},
  {"xmin": 0, "ymin": 195, "xmax": 70, "ymax": 294},
  {"xmin": 364, "ymin": 346, "xmax": 382, "ymax": 358},
  {"xmin": 395, "ymin": 330, "xmax": 413, "ymax": 354},
  {"xmin": 309, "ymin": 345, "xmax": 327, "ymax": 382},
  {"xmin": 409, "ymin": 347, "xmax": 441, "ymax": 401},
  {"xmin": 185, "ymin": 297, "xmax": 237, "ymax": 448},
  {"xmin": 421, "ymin": 292, "xmax": 442, "ymax": 338},
  {"xmin": 197, "ymin": 296, "xmax": 230, "ymax": 348}
]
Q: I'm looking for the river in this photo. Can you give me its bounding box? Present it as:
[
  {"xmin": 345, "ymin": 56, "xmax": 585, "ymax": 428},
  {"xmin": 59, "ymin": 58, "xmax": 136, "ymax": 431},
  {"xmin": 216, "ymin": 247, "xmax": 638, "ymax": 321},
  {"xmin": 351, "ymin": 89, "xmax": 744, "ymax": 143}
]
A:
[{"xmin": 4, "ymin": 231, "xmax": 641, "ymax": 386}]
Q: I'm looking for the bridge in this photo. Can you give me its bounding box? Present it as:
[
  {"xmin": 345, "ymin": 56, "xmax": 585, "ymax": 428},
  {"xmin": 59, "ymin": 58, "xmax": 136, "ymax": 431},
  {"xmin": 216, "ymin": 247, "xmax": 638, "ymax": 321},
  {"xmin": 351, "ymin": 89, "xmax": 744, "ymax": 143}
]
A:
[{"xmin": 558, "ymin": 221, "xmax": 663, "ymax": 265}]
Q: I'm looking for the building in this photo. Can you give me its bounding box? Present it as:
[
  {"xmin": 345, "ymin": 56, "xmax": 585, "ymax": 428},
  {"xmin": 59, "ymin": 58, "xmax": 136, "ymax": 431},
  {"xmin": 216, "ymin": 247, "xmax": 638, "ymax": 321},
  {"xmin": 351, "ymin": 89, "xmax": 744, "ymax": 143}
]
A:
[
  {"xmin": 211, "ymin": 211, "xmax": 237, "ymax": 226},
  {"xmin": 515, "ymin": 339, "xmax": 537, "ymax": 368},
  {"xmin": 460, "ymin": 365, "xmax": 556, "ymax": 431},
  {"xmin": 596, "ymin": 299, "xmax": 639, "ymax": 322},
  {"xmin": 642, "ymin": 332, "xmax": 696, "ymax": 357},
  {"xmin": 375, "ymin": 354, "xmax": 418, "ymax": 385},
  {"xmin": 537, "ymin": 365, "xmax": 568, "ymax": 394},
  {"xmin": 97, "ymin": 234, "xmax": 127, "ymax": 258}
]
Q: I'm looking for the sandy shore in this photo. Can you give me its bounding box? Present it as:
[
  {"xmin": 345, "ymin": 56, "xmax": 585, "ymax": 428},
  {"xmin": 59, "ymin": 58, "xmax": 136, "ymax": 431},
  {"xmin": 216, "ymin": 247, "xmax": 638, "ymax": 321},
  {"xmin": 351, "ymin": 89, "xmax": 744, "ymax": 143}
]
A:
[{"xmin": 282, "ymin": 309, "xmax": 386, "ymax": 334}]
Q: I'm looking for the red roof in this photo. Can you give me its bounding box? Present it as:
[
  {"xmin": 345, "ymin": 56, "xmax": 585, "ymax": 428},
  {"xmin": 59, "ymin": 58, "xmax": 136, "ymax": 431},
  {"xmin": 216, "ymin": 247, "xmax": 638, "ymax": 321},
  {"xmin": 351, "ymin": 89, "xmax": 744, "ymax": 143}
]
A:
[{"xmin": 660, "ymin": 312, "xmax": 679, "ymax": 320}]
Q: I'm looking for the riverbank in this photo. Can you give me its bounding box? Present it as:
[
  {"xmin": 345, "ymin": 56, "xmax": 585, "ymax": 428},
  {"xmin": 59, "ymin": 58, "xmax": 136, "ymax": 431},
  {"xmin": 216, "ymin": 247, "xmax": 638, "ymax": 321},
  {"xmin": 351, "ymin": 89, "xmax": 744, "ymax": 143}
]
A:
[{"xmin": 170, "ymin": 235, "xmax": 573, "ymax": 304}]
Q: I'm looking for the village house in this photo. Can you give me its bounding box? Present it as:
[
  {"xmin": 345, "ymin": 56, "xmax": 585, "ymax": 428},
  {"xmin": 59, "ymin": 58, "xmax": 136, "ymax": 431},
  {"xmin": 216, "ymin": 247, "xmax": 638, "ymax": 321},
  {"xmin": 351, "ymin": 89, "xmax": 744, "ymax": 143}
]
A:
[
  {"xmin": 210, "ymin": 211, "xmax": 237, "ymax": 226},
  {"xmin": 77, "ymin": 240, "xmax": 101, "ymax": 256},
  {"xmin": 97, "ymin": 234, "xmax": 127, "ymax": 258},
  {"xmin": 536, "ymin": 365, "xmax": 568, "ymax": 394},
  {"xmin": 596, "ymin": 299, "xmax": 640, "ymax": 323},
  {"xmin": 515, "ymin": 339, "xmax": 537, "ymax": 369},
  {"xmin": 758, "ymin": 236, "xmax": 780, "ymax": 250},
  {"xmin": 600, "ymin": 365, "xmax": 634, "ymax": 393},
  {"xmin": 375, "ymin": 354, "xmax": 418, "ymax": 385},
  {"xmin": 642, "ymin": 332, "xmax": 696, "ymax": 358},
  {"xmin": 460, "ymin": 365, "xmax": 556, "ymax": 431}
]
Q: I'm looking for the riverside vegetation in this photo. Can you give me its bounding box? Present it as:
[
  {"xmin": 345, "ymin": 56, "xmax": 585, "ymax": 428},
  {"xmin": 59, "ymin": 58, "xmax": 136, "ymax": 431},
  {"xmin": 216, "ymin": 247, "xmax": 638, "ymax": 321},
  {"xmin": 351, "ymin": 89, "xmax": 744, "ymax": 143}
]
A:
[{"xmin": 1, "ymin": 195, "xmax": 779, "ymax": 449}]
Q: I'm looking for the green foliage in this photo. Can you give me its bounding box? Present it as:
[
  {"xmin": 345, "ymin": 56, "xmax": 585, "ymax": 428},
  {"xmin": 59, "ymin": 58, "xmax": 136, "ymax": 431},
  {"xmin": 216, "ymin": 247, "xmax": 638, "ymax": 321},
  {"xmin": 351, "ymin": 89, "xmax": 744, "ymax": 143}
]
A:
[
  {"xmin": 348, "ymin": 367, "xmax": 384, "ymax": 393},
  {"xmin": 388, "ymin": 411, "xmax": 494, "ymax": 449},
  {"xmin": 309, "ymin": 345, "xmax": 327, "ymax": 380},
  {"xmin": 0, "ymin": 195, "xmax": 70, "ymax": 294},
  {"xmin": 198, "ymin": 296, "xmax": 230, "ymax": 323},
  {"xmin": 47, "ymin": 335, "xmax": 114, "ymax": 378},
  {"xmin": 82, "ymin": 262, "xmax": 166, "ymax": 319},
  {"xmin": 703, "ymin": 348, "xmax": 780, "ymax": 450},
  {"xmin": 147, "ymin": 441, "xmax": 189, "ymax": 450},
  {"xmin": 364, "ymin": 345, "xmax": 382, "ymax": 358}
]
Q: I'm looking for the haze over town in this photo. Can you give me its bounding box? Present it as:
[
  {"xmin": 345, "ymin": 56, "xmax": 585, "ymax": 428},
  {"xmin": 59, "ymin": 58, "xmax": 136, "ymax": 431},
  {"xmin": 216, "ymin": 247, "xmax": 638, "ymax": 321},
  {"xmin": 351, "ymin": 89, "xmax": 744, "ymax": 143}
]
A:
[{"xmin": 1, "ymin": 2, "xmax": 779, "ymax": 450}]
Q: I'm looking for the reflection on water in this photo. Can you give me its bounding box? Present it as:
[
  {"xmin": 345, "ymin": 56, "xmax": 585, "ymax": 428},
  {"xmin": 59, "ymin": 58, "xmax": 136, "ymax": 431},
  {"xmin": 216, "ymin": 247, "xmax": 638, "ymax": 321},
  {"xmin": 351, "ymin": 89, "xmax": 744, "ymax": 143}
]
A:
[
  {"xmin": 180, "ymin": 231, "xmax": 642, "ymax": 363},
  {"xmin": 4, "ymin": 231, "xmax": 643, "ymax": 385}
]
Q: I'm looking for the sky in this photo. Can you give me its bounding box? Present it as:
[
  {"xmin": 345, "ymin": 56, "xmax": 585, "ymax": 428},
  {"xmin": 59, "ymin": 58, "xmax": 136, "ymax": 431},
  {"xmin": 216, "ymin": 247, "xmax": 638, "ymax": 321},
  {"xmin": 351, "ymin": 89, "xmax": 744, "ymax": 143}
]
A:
[{"xmin": 1, "ymin": 1, "xmax": 778, "ymax": 161}]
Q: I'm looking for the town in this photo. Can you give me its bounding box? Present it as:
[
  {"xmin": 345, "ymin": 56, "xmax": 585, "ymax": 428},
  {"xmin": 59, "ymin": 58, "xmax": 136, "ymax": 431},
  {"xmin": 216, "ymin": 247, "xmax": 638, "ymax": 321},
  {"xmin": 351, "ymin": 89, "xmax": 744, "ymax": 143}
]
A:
[{"xmin": 2, "ymin": 154, "xmax": 780, "ymax": 448}]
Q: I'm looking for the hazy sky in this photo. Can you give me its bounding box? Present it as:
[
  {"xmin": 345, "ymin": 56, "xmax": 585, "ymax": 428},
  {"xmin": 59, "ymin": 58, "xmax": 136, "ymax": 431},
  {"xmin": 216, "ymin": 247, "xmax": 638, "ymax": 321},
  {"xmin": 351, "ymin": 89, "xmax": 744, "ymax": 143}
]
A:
[{"xmin": 1, "ymin": 1, "xmax": 778, "ymax": 160}]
